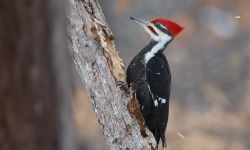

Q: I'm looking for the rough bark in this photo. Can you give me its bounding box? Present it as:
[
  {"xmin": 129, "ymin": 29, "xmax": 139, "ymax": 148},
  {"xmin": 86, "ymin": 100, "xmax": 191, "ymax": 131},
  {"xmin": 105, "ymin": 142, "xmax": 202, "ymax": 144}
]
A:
[
  {"xmin": 0, "ymin": 0, "xmax": 76, "ymax": 150},
  {"xmin": 66, "ymin": 0, "xmax": 156, "ymax": 149}
]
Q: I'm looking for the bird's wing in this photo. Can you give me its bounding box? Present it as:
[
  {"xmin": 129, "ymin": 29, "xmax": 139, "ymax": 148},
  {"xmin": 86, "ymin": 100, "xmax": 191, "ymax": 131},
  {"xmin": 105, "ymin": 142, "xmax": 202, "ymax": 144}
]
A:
[
  {"xmin": 146, "ymin": 55, "xmax": 171, "ymax": 101},
  {"xmin": 145, "ymin": 54, "xmax": 171, "ymax": 146}
]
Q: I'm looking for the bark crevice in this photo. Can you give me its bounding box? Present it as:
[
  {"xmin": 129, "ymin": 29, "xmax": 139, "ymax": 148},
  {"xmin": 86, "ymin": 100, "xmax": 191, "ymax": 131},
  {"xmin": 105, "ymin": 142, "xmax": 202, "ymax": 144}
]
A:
[{"xmin": 66, "ymin": 0, "xmax": 156, "ymax": 149}]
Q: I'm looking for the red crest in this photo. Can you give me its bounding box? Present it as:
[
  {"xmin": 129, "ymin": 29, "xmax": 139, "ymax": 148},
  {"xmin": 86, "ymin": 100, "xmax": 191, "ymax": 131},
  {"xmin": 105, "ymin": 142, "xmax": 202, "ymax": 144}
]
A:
[{"xmin": 151, "ymin": 18, "xmax": 184, "ymax": 36}]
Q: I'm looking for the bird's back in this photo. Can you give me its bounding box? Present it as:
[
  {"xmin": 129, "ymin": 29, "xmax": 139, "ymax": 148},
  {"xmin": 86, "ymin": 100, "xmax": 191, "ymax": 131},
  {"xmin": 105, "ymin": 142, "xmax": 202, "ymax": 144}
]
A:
[{"xmin": 127, "ymin": 50, "xmax": 171, "ymax": 148}]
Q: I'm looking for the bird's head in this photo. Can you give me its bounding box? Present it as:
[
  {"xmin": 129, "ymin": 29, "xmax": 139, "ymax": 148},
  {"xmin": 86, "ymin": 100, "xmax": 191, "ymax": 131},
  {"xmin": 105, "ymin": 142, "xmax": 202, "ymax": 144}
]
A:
[{"xmin": 130, "ymin": 16, "xmax": 184, "ymax": 41}]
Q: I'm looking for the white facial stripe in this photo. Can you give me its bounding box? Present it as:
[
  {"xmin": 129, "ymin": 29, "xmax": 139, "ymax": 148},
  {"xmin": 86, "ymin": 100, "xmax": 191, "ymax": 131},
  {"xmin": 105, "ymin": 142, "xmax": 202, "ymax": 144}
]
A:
[
  {"xmin": 159, "ymin": 24, "xmax": 167, "ymax": 30},
  {"xmin": 142, "ymin": 23, "xmax": 172, "ymax": 63},
  {"xmin": 151, "ymin": 24, "xmax": 166, "ymax": 37},
  {"xmin": 144, "ymin": 26, "xmax": 159, "ymax": 41}
]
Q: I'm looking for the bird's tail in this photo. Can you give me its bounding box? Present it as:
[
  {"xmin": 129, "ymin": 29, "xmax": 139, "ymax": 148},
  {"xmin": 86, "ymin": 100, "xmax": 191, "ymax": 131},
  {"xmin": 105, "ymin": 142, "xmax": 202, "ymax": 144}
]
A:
[
  {"xmin": 159, "ymin": 104, "xmax": 167, "ymax": 150},
  {"xmin": 161, "ymin": 134, "xmax": 167, "ymax": 150}
]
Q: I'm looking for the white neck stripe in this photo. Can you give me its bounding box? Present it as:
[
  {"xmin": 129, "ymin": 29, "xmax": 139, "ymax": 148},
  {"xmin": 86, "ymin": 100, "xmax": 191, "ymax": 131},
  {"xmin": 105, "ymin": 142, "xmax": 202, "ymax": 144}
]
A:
[{"xmin": 144, "ymin": 35, "xmax": 171, "ymax": 63}]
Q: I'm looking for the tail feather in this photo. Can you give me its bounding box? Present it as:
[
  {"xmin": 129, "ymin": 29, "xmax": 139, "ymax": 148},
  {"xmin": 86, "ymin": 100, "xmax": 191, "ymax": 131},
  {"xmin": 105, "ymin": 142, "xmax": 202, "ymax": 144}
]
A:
[
  {"xmin": 161, "ymin": 134, "xmax": 167, "ymax": 150},
  {"xmin": 159, "ymin": 103, "xmax": 167, "ymax": 150}
]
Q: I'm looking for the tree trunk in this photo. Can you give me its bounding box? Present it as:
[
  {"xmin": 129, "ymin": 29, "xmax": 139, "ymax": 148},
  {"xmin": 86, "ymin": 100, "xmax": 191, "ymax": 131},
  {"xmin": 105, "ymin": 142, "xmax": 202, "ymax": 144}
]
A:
[
  {"xmin": 66, "ymin": 0, "xmax": 156, "ymax": 149},
  {"xmin": 0, "ymin": 0, "xmax": 76, "ymax": 150}
]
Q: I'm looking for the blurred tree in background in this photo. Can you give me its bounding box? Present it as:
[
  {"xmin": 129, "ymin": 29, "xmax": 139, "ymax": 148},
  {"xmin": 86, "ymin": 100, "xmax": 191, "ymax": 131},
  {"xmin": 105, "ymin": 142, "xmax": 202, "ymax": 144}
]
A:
[{"xmin": 0, "ymin": 0, "xmax": 75, "ymax": 150}]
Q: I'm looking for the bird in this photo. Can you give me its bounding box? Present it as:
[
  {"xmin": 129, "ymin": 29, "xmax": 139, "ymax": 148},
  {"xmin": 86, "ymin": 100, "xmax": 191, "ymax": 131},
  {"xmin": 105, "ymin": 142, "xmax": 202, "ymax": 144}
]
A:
[{"xmin": 126, "ymin": 16, "xmax": 183, "ymax": 149}]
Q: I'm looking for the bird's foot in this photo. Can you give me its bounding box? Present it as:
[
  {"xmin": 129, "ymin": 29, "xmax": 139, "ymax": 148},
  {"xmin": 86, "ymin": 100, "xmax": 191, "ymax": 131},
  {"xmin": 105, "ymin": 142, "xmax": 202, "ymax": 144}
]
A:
[{"xmin": 116, "ymin": 81, "xmax": 130, "ymax": 95}]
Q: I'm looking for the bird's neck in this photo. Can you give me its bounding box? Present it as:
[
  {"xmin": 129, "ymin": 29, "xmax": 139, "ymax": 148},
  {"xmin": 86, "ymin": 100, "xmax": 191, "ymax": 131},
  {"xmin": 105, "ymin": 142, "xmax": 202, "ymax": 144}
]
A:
[{"xmin": 144, "ymin": 36, "xmax": 172, "ymax": 63}]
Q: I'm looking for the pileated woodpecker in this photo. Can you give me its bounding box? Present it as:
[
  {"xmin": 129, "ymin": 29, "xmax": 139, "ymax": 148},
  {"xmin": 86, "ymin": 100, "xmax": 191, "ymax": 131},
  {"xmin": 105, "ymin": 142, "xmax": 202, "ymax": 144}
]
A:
[{"xmin": 126, "ymin": 16, "xmax": 183, "ymax": 149}]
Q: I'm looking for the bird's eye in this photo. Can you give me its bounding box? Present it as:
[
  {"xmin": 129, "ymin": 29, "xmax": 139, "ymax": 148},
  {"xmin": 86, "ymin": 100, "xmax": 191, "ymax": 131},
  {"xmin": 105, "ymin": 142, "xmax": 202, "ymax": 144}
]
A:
[
  {"xmin": 155, "ymin": 23, "xmax": 167, "ymax": 31},
  {"xmin": 155, "ymin": 23, "xmax": 161, "ymax": 28}
]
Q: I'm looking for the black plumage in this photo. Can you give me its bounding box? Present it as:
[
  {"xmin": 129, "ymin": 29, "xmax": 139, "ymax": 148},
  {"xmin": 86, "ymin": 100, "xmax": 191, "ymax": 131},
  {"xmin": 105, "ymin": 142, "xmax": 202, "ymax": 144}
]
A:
[{"xmin": 126, "ymin": 40, "xmax": 171, "ymax": 148}]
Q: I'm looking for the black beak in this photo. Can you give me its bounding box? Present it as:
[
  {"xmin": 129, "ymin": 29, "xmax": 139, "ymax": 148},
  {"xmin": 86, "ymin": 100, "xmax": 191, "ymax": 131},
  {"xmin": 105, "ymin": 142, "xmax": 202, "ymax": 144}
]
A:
[{"xmin": 130, "ymin": 16, "xmax": 149, "ymax": 26}]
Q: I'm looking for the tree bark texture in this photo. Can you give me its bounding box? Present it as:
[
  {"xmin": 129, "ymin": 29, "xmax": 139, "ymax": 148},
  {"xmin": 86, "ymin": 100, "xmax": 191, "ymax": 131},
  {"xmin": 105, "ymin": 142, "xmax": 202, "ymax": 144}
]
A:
[
  {"xmin": 0, "ymin": 0, "xmax": 76, "ymax": 150},
  {"xmin": 66, "ymin": 0, "xmax": 156, "ymax": 149}
]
